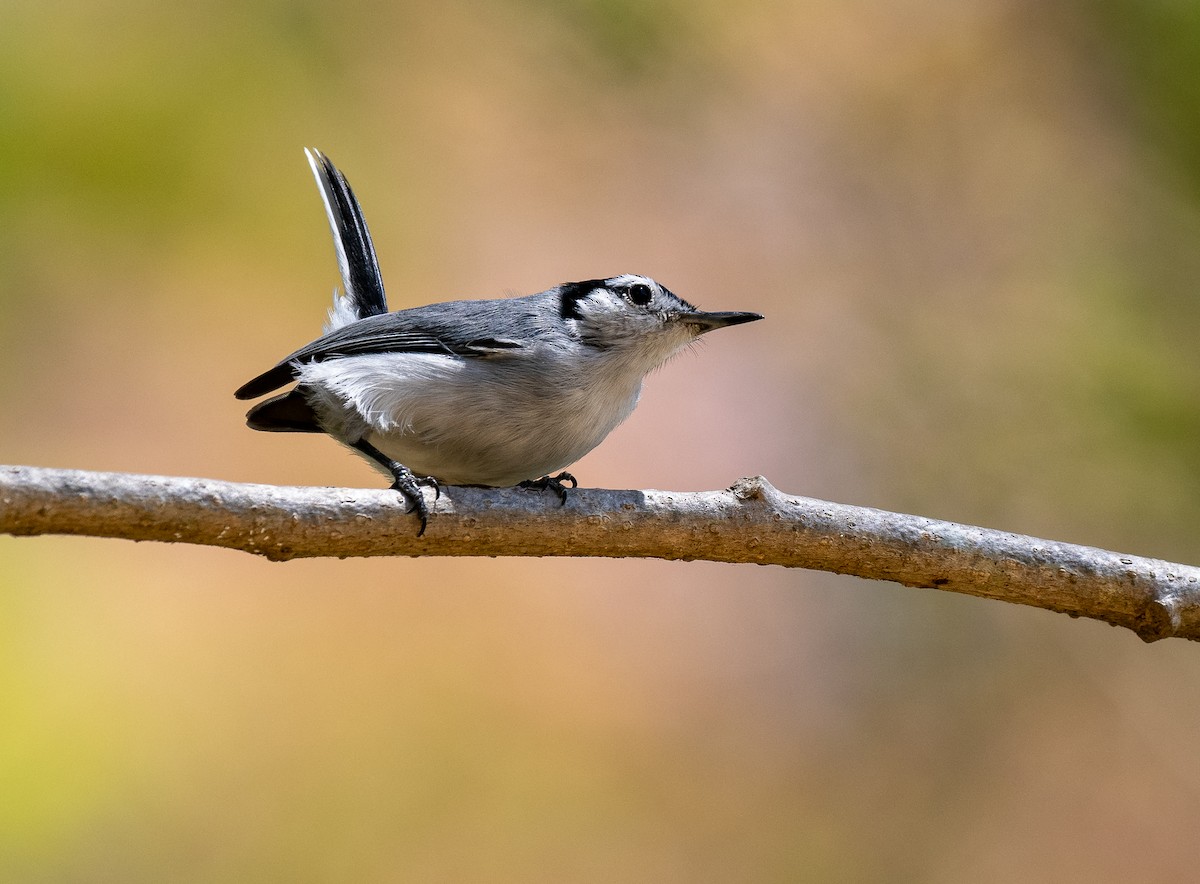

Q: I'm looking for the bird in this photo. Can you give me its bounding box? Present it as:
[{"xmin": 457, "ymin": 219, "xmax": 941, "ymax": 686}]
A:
[{"xmin": 235, "ymin": 148, "xmax": 763, "ymax": 535}]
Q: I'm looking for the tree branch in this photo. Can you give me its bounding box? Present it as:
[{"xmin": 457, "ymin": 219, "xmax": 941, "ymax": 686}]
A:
[{"xmin": 2, "ymin": 464, "xmax": 1198, "ymax": 643}]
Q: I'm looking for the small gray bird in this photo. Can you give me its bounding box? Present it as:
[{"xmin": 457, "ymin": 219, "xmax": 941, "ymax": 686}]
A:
[{"xmin": 236, "ymin": 149, "xmax": 762, "ymax": 534}]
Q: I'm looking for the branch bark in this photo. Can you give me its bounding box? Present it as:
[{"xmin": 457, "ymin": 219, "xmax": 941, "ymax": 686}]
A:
[{"xmin": 2, "ymin": 464, "xmax": 1198, "ymax": 643}]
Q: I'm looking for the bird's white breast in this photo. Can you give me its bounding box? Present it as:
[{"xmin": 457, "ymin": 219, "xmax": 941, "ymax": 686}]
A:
[{"xmin": 296, "ymin": 348, "xmax": 645, "ymax": 486}]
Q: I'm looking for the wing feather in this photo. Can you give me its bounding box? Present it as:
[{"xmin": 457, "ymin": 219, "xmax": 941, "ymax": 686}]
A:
[{"xmin": 234, "ymin": 312, "xmax": 528, "ymax": 400}]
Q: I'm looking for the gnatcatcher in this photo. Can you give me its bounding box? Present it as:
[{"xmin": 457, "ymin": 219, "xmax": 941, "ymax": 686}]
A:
[{"xmin": 236, "ymin": 149, "xmax": 763, "ymax": 534}]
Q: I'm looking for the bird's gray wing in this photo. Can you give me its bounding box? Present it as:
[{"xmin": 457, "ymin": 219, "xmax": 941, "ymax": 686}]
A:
[{"xmin": 234, "ymin": 310, "xmax": 526, "ymax": 400}]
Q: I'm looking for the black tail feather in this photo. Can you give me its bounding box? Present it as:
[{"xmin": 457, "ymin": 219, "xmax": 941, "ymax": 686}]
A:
[
  {"xmin": 305, "ymin": 148, "xmax": 389, "ymax": 320},
  {"xmin": 245, "ymin": 389, "xmax": 323, "ymax": 432}
]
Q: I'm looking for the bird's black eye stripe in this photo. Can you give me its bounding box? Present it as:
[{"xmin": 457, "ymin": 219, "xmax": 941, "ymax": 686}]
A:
[
  {"xmin": 560, "ymin": 279, "xmax": 605, "ymax": 320},
  {"xmin": 627, "ymin": 283, "xmax": 653, "ymax": 306}
]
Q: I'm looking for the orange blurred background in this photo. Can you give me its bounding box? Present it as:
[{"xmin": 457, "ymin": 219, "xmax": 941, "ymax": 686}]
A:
[{"xmin": 4, "ymin": 1, "xmax": 1200, "ymax": 879}]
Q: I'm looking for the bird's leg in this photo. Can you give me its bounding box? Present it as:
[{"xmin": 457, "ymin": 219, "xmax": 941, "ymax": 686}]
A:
[
  {"xmin": 519, "ymin": 471, "xmax": 577, "ymax": 506},
  {"xmin": 351, "ymin": 438, "xmax": 439, "ymax": 536}
]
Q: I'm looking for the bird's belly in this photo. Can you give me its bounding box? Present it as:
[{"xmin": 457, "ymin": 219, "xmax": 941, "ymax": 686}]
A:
[
  {"xmin": 365, "ymin": 394, "xmax": 635, "ymax": 486},
  {"xmin": 302, "ymin": 353, "xmax": 640, "ymax": 486},
  {"xmin": 365, "ymin": 426, "xmax": 585, "ymax": 486}
]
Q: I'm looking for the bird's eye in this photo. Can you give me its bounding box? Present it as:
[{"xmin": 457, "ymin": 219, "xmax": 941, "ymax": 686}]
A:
[{"xmin": 627, "ymin": 283, "xmax": 653, "ymax": 306}]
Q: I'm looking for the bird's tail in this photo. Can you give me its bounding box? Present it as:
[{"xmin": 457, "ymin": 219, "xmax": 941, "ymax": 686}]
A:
[{"xmin": 304, "ymin": 148, "xmax": 389, "ymax": 331}]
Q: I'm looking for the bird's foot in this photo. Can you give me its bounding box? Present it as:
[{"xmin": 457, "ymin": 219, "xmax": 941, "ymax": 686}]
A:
[
  {"xmin": 351, "ymin": 438, "xmax": 438, "ymax": 536},
  {"xmin": 388, "ymin": 469, "xmax": 440, "ymax": 536},
  {"xmin": 519, "ymin": 471, "xmax": 577, "ymax": 506}
]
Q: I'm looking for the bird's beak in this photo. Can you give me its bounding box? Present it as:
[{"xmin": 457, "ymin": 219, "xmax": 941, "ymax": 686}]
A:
[{"xmin": 678, "ymin": 310, "xmax": 764, "ymax": 334}]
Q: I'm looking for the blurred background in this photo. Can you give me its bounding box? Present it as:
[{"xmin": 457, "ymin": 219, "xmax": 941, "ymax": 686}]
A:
[{"xmin": 3, "ymin": 0, "xmax": 1200, "ymax": 879}]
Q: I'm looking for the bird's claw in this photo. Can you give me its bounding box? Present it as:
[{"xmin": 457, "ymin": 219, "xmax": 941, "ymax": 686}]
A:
[
  {"xmin": 390, "ymin": 471, "xmax": 438, "ymax": 536},
  {"xmin": 519, "ymin": 471, "xmax": 577, "ymax": 506},
  {"xmin": 350, "ymin": 438, "xmax": 439, "ymax": 536},
  {"xmin": 417, "ymin": 475, "xmax": 440, "ymax": 501}
]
